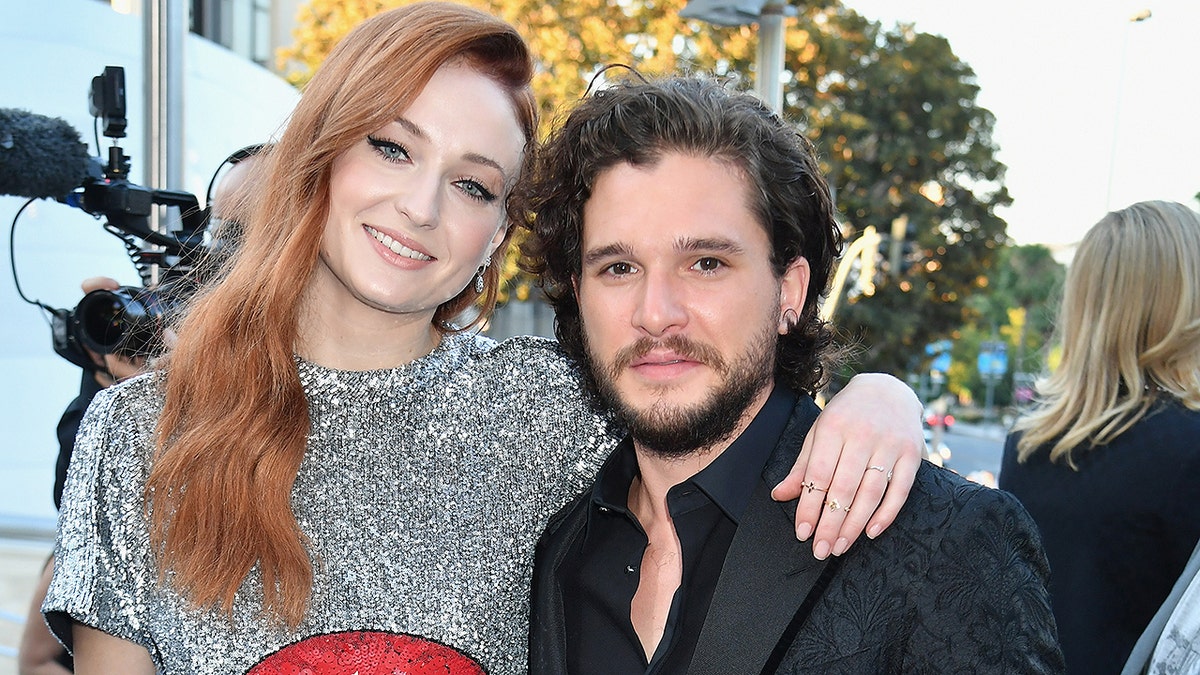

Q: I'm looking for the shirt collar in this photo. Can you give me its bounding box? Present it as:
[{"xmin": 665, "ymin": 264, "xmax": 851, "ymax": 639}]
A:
[{"xmin": 692, "ymin": 385, "xmax": 796, "ymax": 523}]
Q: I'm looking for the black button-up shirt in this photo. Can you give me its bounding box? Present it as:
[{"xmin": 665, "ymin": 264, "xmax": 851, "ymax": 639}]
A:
[{"xmin": 559, "ymin": 386, "xmax": 796, "ymax": 674}]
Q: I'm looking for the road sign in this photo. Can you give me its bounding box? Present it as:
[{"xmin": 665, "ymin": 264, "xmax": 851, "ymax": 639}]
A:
[
  {"xmin": 977, "ymin": 341, "xmax": 1008, "ymax": 377},
  {"xmin": 931, "ymin": 351, "xmax": 952, "ymax": 374},
  {"xmin": 926, "ymin": 339, "xmax": 952, "ymax": 355}
]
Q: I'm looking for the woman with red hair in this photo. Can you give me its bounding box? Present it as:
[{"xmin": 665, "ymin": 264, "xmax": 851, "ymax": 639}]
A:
[{"xmin": 43, "ymin": 3, "xmax": 923, "ymax": 672}]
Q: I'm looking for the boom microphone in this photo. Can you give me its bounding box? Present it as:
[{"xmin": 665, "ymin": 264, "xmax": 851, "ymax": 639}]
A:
[{"xmin": 0, "ymin": 108, "xmax": 95, "ymax": 200}]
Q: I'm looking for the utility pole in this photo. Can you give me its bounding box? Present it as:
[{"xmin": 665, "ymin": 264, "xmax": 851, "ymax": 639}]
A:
[
  {"xmin": 680, "ymin": 1, "xmax": 795, "ymax": 114},
  {"xmin": 143, "ymin": 0, "xmax": 186, "ymax": 248}
]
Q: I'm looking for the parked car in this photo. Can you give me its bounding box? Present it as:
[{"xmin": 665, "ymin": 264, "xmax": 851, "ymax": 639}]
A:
[{"xmin": 923, "ymin": 411, "xmax": 955, "ymax": 430}]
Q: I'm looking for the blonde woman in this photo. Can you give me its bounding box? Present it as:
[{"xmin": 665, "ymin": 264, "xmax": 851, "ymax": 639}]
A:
[{"xmin": 1001, "ymin": 200, "xmax": 1200, "ymax": 675}]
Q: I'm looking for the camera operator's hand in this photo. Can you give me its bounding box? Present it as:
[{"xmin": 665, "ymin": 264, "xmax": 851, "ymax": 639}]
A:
[
  {"xmin": 103, "ymin": 352, "xmax": 146, "ymax": 383},
  {"xmin": 81, "ymin": 276, "xmax": 121, "ymax": 294}
]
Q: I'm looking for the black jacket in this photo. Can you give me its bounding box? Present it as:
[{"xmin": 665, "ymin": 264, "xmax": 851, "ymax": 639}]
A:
[
  {"xmin": 530, "ymin": 396, "xmax": 1065, "ymax": 674},
  {"xmin": 1002, "ymin": 401, "xmax": 1200, "ymax": 674}
]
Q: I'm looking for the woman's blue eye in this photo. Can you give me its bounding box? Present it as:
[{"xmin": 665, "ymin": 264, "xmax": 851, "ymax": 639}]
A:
[
  {"xmin": 457, "ymin": 180, "xmax": 497, "ymax": 203},
  {"xmin": 367, "ymin": 135, "xmax": 409, "ymax": 163}
]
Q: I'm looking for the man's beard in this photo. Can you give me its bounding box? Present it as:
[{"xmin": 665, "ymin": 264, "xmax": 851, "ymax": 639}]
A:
[{"xmin": 582, "ymin": 327, "xmax": 777, "ymax": 459}]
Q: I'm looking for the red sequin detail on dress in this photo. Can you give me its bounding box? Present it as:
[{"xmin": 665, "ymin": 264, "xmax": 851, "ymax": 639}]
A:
[{"xmin": 247, "ymin": 630, "xmax": 487, "ymax": 675}]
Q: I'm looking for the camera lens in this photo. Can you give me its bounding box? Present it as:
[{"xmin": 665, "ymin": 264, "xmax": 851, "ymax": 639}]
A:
[
  {"xmin": 75, "ymin": 290, "xmax": 125, "ymax": 352},
  {"xmin": 73, "ymin": 287, "xmax": 159, "ymax": 356}
]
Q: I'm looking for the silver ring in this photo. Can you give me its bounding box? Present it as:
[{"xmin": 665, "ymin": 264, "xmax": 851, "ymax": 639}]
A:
[{"xmin": 868, "ymin": 465, "xmax": 893, "ymax": 480}]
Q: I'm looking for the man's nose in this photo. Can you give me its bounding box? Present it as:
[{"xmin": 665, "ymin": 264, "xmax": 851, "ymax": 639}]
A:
[{"xmin": 631, "ymin": 270, "xmax": 688, "ymax": 337}]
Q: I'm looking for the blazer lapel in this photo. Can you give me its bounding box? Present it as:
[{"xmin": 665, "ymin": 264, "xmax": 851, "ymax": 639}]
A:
[
  {"xmin": 689, "ymin": 480, "xmax": 827, "ymax": 674},
  {"xmin": 689, "ymin": 397, "xmax": 827, "ymax": 674}
]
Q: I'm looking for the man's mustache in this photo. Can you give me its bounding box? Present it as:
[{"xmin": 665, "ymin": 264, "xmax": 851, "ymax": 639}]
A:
[{"xmin": 607, "ymin": 335, "xmax": 727, "ymax": 379}]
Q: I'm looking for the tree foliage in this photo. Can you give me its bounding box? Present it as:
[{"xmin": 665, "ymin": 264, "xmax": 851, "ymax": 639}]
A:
[
  {"xmin": 279, "ymin": 0, "xmax": 755, "ymax": 126},
  {"xmin": 947, "ymin": 244, "xmax": 1064, "ymax": 407},
  {"xmin": 812, "ymin": 20, "xmax": 1011, "ymax": 380},
  {"xmin": 279, "ymin": 0, "xmax": 1010, "ymax": 329}
]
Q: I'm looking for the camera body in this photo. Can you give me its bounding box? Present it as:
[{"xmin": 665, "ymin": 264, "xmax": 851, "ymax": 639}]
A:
[{"xmin": 52, "ymin": 66, "xmax": 208, "ymax": 368}]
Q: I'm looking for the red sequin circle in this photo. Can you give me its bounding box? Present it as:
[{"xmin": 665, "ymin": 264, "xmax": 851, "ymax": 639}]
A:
[{"xmin": 247, "ymin": 630, "xmax": 486, "ymax": 675}]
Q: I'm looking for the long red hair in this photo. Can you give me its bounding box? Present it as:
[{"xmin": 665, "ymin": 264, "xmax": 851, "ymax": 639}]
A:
[{"xmin": 146, "ymin": 2, "xmax": 537, "ymax": 625}]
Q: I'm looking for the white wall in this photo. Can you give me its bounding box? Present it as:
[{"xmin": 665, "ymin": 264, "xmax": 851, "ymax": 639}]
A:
[{"xmin": 0, "ymin": 0, "xmax": 299, "ymax": 533}]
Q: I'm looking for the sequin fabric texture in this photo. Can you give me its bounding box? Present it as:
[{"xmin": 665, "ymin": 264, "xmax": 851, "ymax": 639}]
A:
[{"xmin": 45, "ymin": 334, "xmax": 615, "ymax": 674}]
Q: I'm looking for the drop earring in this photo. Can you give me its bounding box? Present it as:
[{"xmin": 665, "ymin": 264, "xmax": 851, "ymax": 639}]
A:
[{"xmin": 474, "ymin": 255, "xmax": 491, "ymax": 294}]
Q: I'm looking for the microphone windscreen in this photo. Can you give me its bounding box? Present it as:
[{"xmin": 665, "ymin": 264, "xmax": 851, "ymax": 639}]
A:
[{"xmin": 0, "ymin": 108, "xmax": 93, "ymax": 200}]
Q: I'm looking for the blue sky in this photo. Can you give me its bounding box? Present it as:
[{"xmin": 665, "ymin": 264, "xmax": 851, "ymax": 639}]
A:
[{"xmin": 841, "ymin": 0, "xmax": 1200, "ymax": 247}]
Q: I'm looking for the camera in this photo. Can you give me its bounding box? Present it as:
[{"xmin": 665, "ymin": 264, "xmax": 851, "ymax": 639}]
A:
[
  {"xmin": 73, "ymin": 285, "xmax": 175, "ymax": 358},
  {"xmin": 50, "ymin": 66, "xmax": 208, "ymax": 369}
]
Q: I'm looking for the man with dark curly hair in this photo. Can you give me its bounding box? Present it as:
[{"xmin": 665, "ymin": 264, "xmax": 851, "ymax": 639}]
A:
[{"xmin": 524, "ymin": 76, "xmax": 1063, "ymax": 674}]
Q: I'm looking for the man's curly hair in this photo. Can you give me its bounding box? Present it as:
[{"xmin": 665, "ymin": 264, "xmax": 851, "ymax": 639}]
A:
[{"xmin": 521, "ymin": 76, "xmax": 843, "ymax": 396}]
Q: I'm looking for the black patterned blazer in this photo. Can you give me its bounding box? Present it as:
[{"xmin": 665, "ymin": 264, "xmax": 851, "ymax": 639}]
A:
[{"xmin": 530, "ymin": 396, "xmax": 1065, "ymax": 674}]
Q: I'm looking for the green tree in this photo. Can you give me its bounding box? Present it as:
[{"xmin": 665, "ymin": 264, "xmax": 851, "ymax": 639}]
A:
[
  {"xmin": 948, "ymin": 244, "xmax": 1064, "ymax": 406},
  {"xmin": 813, "ymin": 20, "xmax": 1011, "ymax": 380}
]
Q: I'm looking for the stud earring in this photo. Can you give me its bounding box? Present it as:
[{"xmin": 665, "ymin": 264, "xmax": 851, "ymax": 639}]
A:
[{"xmin": 474, "ymin": 255, "xmax": 492, "ymax": 294}]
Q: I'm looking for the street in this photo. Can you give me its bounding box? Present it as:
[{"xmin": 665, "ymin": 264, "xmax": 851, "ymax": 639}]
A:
[{"xmin": 940, "ymin": 424, "xmax": 1008, "ymax": 487}]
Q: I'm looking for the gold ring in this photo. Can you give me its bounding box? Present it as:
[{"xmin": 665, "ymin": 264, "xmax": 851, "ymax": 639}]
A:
[
  {"xmin": 826, "ymin": 498, "xmax": 850, "ymax": 513},
  {"xmin": 802, "ymin": 480, "xmax": 827, "ymax": 494}
]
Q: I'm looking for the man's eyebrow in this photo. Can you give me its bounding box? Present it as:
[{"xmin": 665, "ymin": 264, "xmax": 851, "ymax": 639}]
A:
[
  {"xmin": 676, "ymin": 237, "xmax": 746, "ymax": 255},
  {"xmin": 582, "ymin": 242, "xmax": 633, "ymax": 267},
  {"xmin": 396, "ymin": 117, "xmax": 510, "ymax": 180}
]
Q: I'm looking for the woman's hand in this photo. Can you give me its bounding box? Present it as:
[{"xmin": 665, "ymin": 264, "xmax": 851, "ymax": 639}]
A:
[{"xmin": 773, "ymin": 373, "xmax": 924, "ymax": 559}]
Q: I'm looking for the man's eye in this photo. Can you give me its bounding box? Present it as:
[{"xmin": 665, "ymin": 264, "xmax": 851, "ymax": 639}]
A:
[
  {"xmin": 605, "ymin": 262, "xmax": 634, "ymax": 276},
  {"xmin": 693, "ymin": 257, "xmax": 723, "ymax": 272}
]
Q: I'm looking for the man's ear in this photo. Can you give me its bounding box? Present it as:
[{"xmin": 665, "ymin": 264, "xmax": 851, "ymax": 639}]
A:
[
  {"xmin": 571, "ymin": 274, "xmax": 580, "ymax": 301},
  {"xmin": 778, "ymin": 257, "xmax": 810, "ymax": 334}
]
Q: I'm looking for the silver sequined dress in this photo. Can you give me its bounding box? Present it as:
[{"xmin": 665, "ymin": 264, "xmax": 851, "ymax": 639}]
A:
[{"xmin": 44, "ymin": 334, "xmax": 616, "ymax": 674}]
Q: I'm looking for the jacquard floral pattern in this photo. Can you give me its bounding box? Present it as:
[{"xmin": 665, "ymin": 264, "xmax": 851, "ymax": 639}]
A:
[{"xmin": 775, "ymin": 463, "xmax": 1063, "ymax": 673}]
